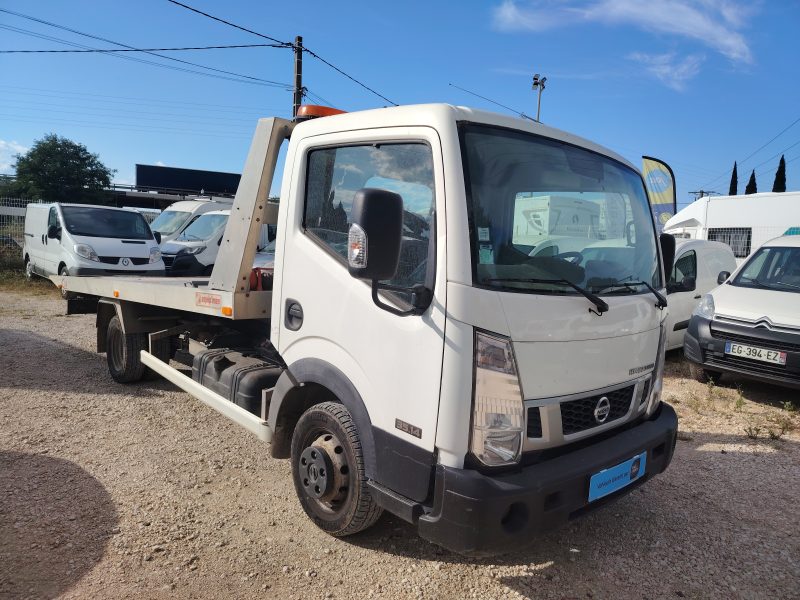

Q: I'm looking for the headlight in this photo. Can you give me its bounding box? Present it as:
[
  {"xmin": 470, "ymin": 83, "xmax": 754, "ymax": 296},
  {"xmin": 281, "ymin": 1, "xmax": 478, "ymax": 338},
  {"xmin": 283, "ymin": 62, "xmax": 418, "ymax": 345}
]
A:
[
  {"xmin": 149, "ymin": 246, "xmax": 162, "ymax": 264},
  {"xmin": 73, "ymin": 243, "xmax": 98, "ymax": 261},
  {"xmin": 693, "ymin": 294, "xmax": 715, "ymax": 319},
  {"xmin": 179, "ymin": 246, "xmax": 206, "ymax": 256},
  {"xmin": 470, "ymin": 331, "xmax": 525, "ymax": 467}
]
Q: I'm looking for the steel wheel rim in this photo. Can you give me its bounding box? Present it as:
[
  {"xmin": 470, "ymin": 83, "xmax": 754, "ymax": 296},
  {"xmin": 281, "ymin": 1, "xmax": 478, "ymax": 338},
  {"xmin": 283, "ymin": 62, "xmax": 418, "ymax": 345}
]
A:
[
  {"xmin": 109, "ymin": 326, "xmax": 124, "ymax": 372},
  {"xmin": 298, "ymin": 429, "xmax": 351, "ymax": 518}
]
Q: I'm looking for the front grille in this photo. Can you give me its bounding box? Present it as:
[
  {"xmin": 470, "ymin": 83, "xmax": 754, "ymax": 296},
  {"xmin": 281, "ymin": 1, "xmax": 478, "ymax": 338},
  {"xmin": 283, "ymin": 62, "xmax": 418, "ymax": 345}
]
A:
[
  {"xmin": 97, "ymin": 256, "xmax": 150, "ymax": 266},
  {"xmin": 710, "ymin": 326, "xmax": 800, "ymax": 353},
  {"xmin": 707, "ymin": 355, "xmax": 795, "ymax": 379},
  {"xmin": 527, "ymin": 407, "xmax": 543, "ymax": 438},
  {"xmin": 560, "ymin": 385, "xmax": 634, "ymax": 435}
]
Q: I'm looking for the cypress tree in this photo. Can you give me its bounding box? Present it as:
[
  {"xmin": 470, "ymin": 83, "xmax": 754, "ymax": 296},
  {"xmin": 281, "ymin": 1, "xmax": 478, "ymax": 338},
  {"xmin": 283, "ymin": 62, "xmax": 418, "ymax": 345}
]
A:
[
  {"xmin": 728, "ymin": 161, "xmax": 738, "ymax": 195},
  {"xmin": 772, "ymin": 155, "xmax": 786, "ymax": 193},
  {"xmin": 745, "ymin": 170, "xmax": 757, "ymax": 195}
]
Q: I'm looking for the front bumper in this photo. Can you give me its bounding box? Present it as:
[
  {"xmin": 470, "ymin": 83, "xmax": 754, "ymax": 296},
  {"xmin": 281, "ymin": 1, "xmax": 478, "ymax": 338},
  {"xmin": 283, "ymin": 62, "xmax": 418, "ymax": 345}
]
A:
[
  {"xmin": 164, "ymin": 253, "xmax": 208, "ymax": 276},
  {"xmin": 684, "ymin": 316, "xmax": 800, "ymax": 390},
  {"xmin": 417, "ymin": 403, "xmax": 677, "ymax": 555}
]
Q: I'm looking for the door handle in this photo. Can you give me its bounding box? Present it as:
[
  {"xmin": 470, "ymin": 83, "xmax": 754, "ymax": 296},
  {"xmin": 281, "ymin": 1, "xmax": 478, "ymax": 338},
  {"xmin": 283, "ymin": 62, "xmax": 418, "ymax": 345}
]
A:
[
  {"xmin": 284, "ymin": 299, "xmax": 303, "ymax": 331},
  {"xmin": 694, "ymin": 295, "xmax": 701, "ymax": 299}
]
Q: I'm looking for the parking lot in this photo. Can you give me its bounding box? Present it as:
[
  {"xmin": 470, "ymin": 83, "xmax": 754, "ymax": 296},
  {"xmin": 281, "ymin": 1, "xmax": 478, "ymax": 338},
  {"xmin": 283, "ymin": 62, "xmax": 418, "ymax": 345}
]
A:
[{"xmin": 1, "ymin": 282, "xmax": 798, "ymax": 600}]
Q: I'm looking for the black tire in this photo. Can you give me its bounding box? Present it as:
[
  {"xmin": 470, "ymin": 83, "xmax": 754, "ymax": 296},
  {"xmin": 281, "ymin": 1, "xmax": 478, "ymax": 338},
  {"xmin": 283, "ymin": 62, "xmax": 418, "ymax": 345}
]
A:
[
  {"xmin": 688, "ymin": 362, "xmax": 722, "ymax": 384},
  {"xmin": 290, "ymin": 402, "xmax": 382, "ymax": 537},
  {"xmin": 58, "ymin": 265, "xmax": 76, "ymax": 300},
  {"xmin": 106, "ymin": 315, "xmax": 147, "ymax": 383},
  {"xmin": 24, "ymin": 256, "xmax": 34, "ymax": 281}
]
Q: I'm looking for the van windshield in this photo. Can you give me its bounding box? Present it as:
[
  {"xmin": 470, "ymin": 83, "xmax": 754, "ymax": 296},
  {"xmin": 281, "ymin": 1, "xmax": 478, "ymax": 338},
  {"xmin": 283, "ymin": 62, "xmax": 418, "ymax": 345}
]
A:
[
  {"xmin": 460, "ymin": 124, "xmax": 660, "ymax": 295},
  {"xmin": 61, "ymin": 206, "xmax": 152, "ymax": 240},
  {"xmin": 179, "ymin": 213, "xmax": 228, "ymax": 241},
  {"xmin": 151, "ymin": 210, "xmax": 190, "ymax": 235},
  {"xmin": 732, "ymin": 246, "xmax": 800, "ymax": 294}
]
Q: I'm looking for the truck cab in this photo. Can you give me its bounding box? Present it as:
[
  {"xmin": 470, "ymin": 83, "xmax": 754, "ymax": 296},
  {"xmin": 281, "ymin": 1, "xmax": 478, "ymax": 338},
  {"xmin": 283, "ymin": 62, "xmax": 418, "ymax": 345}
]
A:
[{"xmin": 60, "ymin": 104, "xmax": 677, "ymax": 555}]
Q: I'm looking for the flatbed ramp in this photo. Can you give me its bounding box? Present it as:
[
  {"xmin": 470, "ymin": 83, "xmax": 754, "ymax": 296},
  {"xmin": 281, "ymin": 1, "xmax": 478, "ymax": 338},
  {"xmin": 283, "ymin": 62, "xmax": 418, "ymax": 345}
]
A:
[{"xmin": 55, "ymin": 274, "xmax": 272, "ymax": 320}]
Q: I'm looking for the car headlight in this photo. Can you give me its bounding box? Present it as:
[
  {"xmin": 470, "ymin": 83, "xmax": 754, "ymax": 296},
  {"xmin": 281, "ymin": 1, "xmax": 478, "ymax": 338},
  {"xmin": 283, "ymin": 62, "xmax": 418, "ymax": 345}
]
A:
[
  {"xmin": 470, "ymin": 331, "xmax": 525, "ymax": 467},
  {"xmin": 693, "ymin": 294, "xmax": 715, "ymax": 319},
  {"xmin": 179, "ymin": 246, "xmax": 206, "ymax": 256},
  {"xmin": 149, "ymin": 246, "xmax": 162, "ymax": 264},
  {"xmin": 74, "ymin": 243, "xmax": 99, "ymax": 261}
]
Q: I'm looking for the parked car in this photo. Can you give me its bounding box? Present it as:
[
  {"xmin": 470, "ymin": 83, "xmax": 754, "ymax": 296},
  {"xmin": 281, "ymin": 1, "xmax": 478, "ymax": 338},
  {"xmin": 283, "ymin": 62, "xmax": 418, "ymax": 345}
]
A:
[
  {"xmin": 684, "ymin": 235, "xmax": 800, "ymax": 389},
  {"xmin": 664, "ymin": 239, "xmax": 737, "ymax": 350},
  {"xmin": 22, "ymin": 203, "xmax": 164, "ymax": 297},
  {"xmin": 160, "ymin": 210, "xmax": 230, "ymax": 276},
  {"xmin": 149, "ymin": 197, "xmax": 233, "ymax": 244}
]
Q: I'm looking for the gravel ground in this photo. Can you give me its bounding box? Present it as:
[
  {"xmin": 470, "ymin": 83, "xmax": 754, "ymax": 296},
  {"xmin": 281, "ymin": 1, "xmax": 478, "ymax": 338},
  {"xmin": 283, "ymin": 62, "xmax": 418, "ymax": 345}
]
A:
[{"xmin": 1, "ymin": 286, "xmax": 799, "ymax": 600}]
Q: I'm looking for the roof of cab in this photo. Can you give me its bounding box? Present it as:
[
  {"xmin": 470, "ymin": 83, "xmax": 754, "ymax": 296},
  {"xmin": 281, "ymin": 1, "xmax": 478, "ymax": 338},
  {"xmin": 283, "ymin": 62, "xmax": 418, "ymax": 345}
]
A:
[
  {"xmin": 674, "ymin": 238, "xmax": 736, "ymax": 254},
  {"xmin": 763, "ymin": 235, "xmax": 800, "ymax": 248},
  {"xmin": 289, "ymin": 103, "xmax": 636, "ymax": 172}
]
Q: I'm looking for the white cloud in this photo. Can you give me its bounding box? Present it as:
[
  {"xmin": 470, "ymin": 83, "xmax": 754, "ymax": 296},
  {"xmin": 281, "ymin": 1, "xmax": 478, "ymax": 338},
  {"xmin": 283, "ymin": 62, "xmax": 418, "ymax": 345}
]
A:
[
  {"xmin": 0, "ymin": 140, "xmax": 29, "ymax": 174},
  {"xmin": 493, "ymin": 0, "xmax": 755, "ymax": 62},
  {"xmin": 155, "ymin": 161, "xmax": 166, "ymax": 167},
  {"xmin": 627, "ymin": 52, "xmax": 705, "ymax": 90}
]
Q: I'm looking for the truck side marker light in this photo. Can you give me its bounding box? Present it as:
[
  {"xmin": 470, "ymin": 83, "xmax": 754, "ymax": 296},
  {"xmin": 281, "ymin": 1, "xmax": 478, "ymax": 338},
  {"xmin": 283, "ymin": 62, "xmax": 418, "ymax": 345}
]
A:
[
  {"xmin": 221, "ymin": 306, "xmax": 233, "ymax": 316},
  {"xmin": 113, "ymin": 290, "xmax": 119, "ymax": 298}
]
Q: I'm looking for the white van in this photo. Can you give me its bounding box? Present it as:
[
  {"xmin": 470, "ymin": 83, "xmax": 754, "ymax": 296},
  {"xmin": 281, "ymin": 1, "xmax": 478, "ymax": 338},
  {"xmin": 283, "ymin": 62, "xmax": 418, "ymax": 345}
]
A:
[
  {"xmin": 23, "ymin": 203, "xmax": 164, "ymax": 295},
  {"xmin": 149, "ymin": 198, "xmax": 233, "ymax": 244},
  {"xmin": 685, "ymin": 235, "xmax": 800, "ymax": 389},
  {"xmin": 664, "ymin": 239, "xmax": 737, "ymax": 349}
]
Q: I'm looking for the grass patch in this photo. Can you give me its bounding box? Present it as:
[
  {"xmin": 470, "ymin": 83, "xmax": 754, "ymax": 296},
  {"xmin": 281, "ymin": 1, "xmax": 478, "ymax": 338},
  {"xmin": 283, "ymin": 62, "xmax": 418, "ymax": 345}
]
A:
[{"xmin": 0, "ymin": 267, "xmax": 57, "ymax": 295}]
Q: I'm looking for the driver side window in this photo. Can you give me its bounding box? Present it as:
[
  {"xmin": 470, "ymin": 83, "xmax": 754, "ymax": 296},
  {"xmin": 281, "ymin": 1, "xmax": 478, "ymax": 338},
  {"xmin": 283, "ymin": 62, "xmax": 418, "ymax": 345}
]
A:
[
  {"xmin": 670, "ymin": 250, "xmax": 697, "ymax": 291},
  {"xmin": 48, "ymin": 207, "xmax": 60, "ymax": 229},
  {"xmin": 304, "ymin": 143, "xmax": 435, "ymax": 294}
]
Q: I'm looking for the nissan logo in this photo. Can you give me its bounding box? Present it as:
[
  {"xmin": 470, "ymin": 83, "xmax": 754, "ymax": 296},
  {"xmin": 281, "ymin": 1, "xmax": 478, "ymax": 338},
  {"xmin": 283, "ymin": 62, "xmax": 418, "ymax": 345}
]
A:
[
  {"xmin": 121, "ymin": 258, "xmax": 130, "ymax": 266},
  {"xmin": 594, "ymin": 396, "xmax": 611, "ymax": 424}
]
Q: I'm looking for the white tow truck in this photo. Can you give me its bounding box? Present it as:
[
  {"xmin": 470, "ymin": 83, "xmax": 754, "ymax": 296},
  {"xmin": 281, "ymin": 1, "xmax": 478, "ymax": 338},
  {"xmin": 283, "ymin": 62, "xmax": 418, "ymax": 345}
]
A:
[{"xmin": 59, "ymin": 103, "xmax": 678, "ymax": 555}]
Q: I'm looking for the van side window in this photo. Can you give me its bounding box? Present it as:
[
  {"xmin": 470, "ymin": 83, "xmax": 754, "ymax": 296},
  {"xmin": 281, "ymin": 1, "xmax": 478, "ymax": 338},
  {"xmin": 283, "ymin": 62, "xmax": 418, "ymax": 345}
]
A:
[
  {"xmin": 304, "ymin": 143, "xmax": 435, "ymax": 293},
  {"xmin": 48, "ymin": 207, "xmax": 60, "ymax": 229},
  {"xmin": 670, "ymin": 250, "xmax": 697, "ymax": 290}
]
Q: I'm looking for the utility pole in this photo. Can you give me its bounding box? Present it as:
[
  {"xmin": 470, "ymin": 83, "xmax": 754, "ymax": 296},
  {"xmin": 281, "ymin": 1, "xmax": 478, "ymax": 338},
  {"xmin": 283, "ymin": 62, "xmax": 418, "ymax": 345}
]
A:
[
  {"xmin": 532, "ymin": 73, "xmax": 547, "ymax": 122},
  {"xmin": 292, "ymin": 35, "xmax": 303, "ymax": 118},
  {"xmin": 689, "ymin": 190, "xmax": 719, "ymax": 201}
]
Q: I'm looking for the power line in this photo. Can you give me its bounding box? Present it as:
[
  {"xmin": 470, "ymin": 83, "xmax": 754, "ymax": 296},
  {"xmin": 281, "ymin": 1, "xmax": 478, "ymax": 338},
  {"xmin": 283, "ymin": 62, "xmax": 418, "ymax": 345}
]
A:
[
  {"xmin": 449, "ymin": 83, "xmax": 535, "ymax": 121},
  {"xmin": 0, "ymin": 43, "xmax": 287, "ymax": 53},
  {"xmin": 699, "ymin": 115, "xmax": 800, "ymax": 188},
  {"xmin": 165, "ymin": 0, "xmax": 292, "ymax": 47},
  {"xmin": 164, "ymin": 0, "xmax": 396, "ymax": 106},
  {"xmin": 0, "ymin": 9, "xmax": 292, "ymax": 89}
]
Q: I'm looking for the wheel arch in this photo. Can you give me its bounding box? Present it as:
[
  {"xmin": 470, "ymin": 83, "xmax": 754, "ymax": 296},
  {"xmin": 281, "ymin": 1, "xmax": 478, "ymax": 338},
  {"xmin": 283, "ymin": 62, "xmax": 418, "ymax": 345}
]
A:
[{"xmin": 267, "ymin": 358, "xmax": 377, "ymax": 479}]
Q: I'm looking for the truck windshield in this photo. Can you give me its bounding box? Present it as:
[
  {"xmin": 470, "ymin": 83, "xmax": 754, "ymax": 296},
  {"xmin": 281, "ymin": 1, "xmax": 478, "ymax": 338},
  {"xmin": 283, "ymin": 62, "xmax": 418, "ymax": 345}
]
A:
[
  {"xmin": 732, "ymin": 246, "xmax": 800, "ymax": 294},
  {"xmin": 460, "ymin": 123, "xmax": 660, "ymax": 295},
  {"xmin": 179, "ymin": 213, "xmax": 228, "ymax": 241},
  {"xmin": 61, "ymin": 206, "xmax": 152, "ymax": 240},
  {"xmin": 151, "ymin": 210, "xmax": 190, "ymax": 235}
]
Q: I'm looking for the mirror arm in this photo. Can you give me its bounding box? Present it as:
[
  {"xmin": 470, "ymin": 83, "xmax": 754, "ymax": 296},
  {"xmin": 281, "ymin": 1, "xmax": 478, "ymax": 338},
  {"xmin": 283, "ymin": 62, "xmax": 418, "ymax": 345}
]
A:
[{"xmin": 371, "ymin": 281, "xmax": 431, "ymax": 317}]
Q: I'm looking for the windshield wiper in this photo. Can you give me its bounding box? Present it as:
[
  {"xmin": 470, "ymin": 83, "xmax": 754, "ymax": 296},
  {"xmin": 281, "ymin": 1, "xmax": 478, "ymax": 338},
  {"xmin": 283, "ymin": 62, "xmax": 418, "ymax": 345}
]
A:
[
  {"xmin": 596, "ymin": 279, "xmax": 667, "ymax": 309},
  {"xmin": 487, "ymin": 277, "xmax": 609, "ymax": 316},
  {"xmin": 753, "ymin": 278, "xmax": 800, "ymax": 291}
]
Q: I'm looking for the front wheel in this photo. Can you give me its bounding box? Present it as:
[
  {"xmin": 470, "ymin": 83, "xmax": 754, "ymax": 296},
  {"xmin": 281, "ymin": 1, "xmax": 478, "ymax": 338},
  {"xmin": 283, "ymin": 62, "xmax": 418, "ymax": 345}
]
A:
[
  {"xmin": 688, "ymin": 362, "xmax": 722, "ymax": 384},
  {"xmin": 290, "ymin": 402, "xmax": 382, "ymax": 536},
  {"xmin": 24, "ymin": 258, "xmax": 34, "ymax": 281}
]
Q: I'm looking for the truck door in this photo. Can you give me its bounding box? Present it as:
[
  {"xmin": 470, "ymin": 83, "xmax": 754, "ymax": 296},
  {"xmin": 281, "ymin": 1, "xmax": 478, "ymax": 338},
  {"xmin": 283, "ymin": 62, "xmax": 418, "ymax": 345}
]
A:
[
  {"xmin": 275, "ymin": 127, "xmax": 447, "ymax": 466},
  {"xmin": 44, "ymin": 206, "xmax": 62, "ymax": 275}
]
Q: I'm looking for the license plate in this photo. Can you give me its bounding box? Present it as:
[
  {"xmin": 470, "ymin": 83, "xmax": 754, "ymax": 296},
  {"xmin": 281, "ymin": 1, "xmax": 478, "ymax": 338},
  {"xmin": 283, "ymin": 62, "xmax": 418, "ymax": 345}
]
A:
[
  {"xmin": 588, "ymin": 452, "xmax": 647, "ymax": 502},
  {"xmin": 725, "ymin": 342, "xmax": 787, "ymax": 365}
]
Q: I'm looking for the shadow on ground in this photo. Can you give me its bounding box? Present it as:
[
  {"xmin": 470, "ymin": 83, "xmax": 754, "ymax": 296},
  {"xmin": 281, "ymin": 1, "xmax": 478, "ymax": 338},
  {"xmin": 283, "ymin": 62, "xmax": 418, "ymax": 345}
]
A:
[{"xmin": 0, "ymin": 451, "xmax": 119, "ymax": 599}]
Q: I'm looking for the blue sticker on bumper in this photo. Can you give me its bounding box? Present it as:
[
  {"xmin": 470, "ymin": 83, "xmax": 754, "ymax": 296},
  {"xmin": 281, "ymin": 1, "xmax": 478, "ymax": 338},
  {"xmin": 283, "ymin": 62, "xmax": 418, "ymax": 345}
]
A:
[{"xmin": 588, "ymin": 451, "xmax": 647, "ymax": 502}]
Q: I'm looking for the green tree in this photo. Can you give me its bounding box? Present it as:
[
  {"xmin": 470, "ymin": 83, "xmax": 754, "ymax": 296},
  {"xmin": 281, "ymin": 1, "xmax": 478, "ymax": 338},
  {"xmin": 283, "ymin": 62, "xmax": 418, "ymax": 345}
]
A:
[
  {"xmin": 745, "ymin": 169, "xmax": 757, "ymax": 195},
  {"xmin": 772, "ymin": 154, "xmax": 786, "ymax": 193},
  {"xmin": 728, "ymin": 161, "xmax": 738, "ymax": 196},
  {"xmin": 13, "ymin": 134, "xmax": 115, "ymax": 202}
]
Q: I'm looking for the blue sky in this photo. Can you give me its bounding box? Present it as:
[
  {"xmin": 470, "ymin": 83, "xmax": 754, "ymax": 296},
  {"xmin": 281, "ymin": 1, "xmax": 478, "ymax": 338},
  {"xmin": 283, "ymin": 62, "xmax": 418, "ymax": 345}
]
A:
[{"xmin": 1, "ymin": 0, "xmax": 799, "ymax": 207}]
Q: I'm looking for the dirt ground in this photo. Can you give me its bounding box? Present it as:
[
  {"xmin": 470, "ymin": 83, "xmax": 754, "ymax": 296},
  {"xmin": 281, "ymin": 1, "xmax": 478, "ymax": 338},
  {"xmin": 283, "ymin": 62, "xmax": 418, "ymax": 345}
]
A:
[{"xmin": 1, "ymin": 282, "xmax": 798, "ymax": 600}]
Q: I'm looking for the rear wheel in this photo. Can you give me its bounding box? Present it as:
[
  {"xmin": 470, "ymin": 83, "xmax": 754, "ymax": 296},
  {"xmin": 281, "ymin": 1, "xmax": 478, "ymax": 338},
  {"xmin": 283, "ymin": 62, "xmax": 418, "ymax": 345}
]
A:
[
  {"xmin": 106, "ymin": 315, "xmax": 147, "ymax": 383},
  {"xmin": 290, "ymin": 402, "xmax": 382, "ymax": 536}
]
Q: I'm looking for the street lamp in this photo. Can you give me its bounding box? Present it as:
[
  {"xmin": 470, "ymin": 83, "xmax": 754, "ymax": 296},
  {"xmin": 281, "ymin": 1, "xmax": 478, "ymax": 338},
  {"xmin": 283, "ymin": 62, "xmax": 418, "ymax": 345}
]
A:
[{"xmin": 532, "ymin": 73, "xmax": 547, "ymax": 122}]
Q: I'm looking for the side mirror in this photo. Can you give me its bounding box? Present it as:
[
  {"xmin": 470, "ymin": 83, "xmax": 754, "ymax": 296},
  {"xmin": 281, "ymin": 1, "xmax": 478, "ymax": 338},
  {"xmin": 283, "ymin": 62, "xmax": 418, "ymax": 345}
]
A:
[
  {"xmin": 348, "ymin": 188, "xmax": 403, "ymax": 281},
  {"xmin": 47, "ymin": 225, "xmax": 60, "ymax": 240},
  {"xmin": 717, "ymin": 270, "xmax": 731, "ymax": 285},
  {"xmin": 660, "ymin": 233, "xmax": 675, "ymax": 283},
  {"xmin": 153, "ymin": 231, "xmax": 162, "ymax": 244}
]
